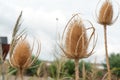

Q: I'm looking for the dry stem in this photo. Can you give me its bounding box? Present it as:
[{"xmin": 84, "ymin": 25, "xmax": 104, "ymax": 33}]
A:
[
  {"xmin": 75, "ymin": 59, "xmax": 79, "ymax": 80},
  {"xmin": 19, "ymin": 68, "xmax": 23, "ymax": 80},
  {"xmin": 103, "ymin": 25, "xmax": 111, "ymax": 80},
  {"xmin": 82, "ymin": 61, "xmax": 86, "ymax": 80}
]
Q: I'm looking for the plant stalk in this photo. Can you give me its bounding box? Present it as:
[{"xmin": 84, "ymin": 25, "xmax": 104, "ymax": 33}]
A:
[
  {"xmin": 19, "ymin": 68, "xmax": 23, "ymax": 80},
  {"xmin": 75, "ymin": 59, "xmax": 79, "ymax": 80},
  {"xmin": 103, "ymin": 25, "xmax": 111, "ymax": 80},
  {"xmin": 0, "ymin": 44, "xmax": 5, "ymax": 80},
  {"xmin": 82, "ymin": 61, "xmax": 86, "ymax": 80}
]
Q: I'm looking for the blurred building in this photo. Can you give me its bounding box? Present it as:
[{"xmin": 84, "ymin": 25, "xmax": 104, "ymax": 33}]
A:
[{"xmin": 0, "ymin": 37, "xmax": 10, "ymax": 60}]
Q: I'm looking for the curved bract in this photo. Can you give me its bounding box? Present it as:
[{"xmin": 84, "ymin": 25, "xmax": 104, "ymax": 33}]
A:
[{"xmin": 8, "ymin": 11, "xmax": 41, "ymax": 80}]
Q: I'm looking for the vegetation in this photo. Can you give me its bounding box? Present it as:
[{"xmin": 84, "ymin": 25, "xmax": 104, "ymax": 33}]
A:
[
  {"xmin": 0, "ymin": 0, "xmax": 120, "ymax": 80},
  {"xmin": 63, "ymin": 60, "xmax": 92, "ymax": 77},
  {"xmin": 1, "ymin": 53, "xmax": 120, "ymax": 80},
  {"xmin": 64, "ymin": 60, "xmax": 75, "ymax": 77},
  {"xmin": 103, "ymin": 53, "xmax": 120, "ymax": 77},
  {"xmin": 48, "ymin": 58, "xmax": 68, "ymax": 80},
  {"xmin": 25, "ymin": 56, "xmax": 41, "ymax": 76},
  {"xmin": 9, "ymin": 56, "xmax": 41, "ymax": 76}
]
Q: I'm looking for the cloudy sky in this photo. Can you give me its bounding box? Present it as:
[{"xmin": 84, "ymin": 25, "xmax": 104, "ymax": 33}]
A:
[{"xmin": 0, "ymin": 0, "xmax": 120, "ymax": 63}]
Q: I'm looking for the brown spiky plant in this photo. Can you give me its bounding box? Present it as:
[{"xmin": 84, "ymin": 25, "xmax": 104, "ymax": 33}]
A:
[
  {"xmin": 10, "ymin": 38, "xmax": 41, "ymax": 80},
  {"xmin": 11, "ymin": 39, "xmax": 31, "ymax": 80},
  {"xmin": 98, "ymin": 0, "xmax": 113, "ymax": 25},
  {"xmin": 96, "ymin": 0, "xmax": 119, "ymax": 80},
  {"xmin": 9, "ymin": 12, "xmax": 41, "ymax": 80},
  {"xmin": 58, "ymin": 14, "xmax": 96, "ymax": 80}
]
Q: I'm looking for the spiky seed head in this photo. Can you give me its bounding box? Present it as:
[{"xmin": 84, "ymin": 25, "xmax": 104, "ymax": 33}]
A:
[
  {"xmin": 65, "ymin": 19, "xmax": 88, "ymax": 59},
  {"xmin": 98, "ymin": 0, "xmax": 113, "ymax": 25},
  {"xmin": 11, "ymin": 40, "xmax": 31, "ymax": 69}
]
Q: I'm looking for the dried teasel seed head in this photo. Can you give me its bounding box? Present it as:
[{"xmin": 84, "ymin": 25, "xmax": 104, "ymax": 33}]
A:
[
  {"xmin": 98, "ymin": 0, "xmax": 113, "ymax": 25},
  {"xmin": 65, "ymin": 19, "xmax": 88, "ymax": 59},
  {"xmin": 59, "ymin": 14, "xmax": 96, "ymax": 60},
  {"xmin": 11, "ymin": 40, "xmax": 32, "ymax": 69}
]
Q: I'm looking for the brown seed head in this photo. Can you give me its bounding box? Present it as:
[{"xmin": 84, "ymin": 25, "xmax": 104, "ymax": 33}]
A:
[
  {"xmin": 98, "ymin": 1, "xmax": 113, "ymax": 25},
  {"xmin": 65, "ymin": 19, "xmax": 88, "ymax": 59},
  {"xmin": 59, "ymin": 14, "xmax": 96, "ymax": 60},
  {"xmin": 11, "ymin": 40, "xmax": 31, "ymax": 69}
]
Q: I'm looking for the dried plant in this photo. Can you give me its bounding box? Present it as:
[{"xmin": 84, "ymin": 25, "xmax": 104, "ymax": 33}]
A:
[
  {"xmin": 8, "ymin": 11, "xmax": 41, "ymax": 80},
  {"xmin": 95, "ymin": 0, "xmax": 119, "ymax": 80},
  {"xmin": 98, "ymin": 0, "xmax": 113, "ymax": 25},
  {"xmin": 58, "ymin": 14, "xmax": 96, "ymax": 80},
  {"xmin": 9, "ymin": 37, "xmax": 41, "ymax": 80},
  {"xmin": 96, "ymin": 0, "xmax": 120, "ymax": 25},
  {"xmin": 82, "ymin": 61, "xmax": 86, "ymax": 80},
  {"xmin": 9, "ymin": 11, "xmax": 25, "ymax": 58},
  {"xmin": 11, "ymin": 39, "xmax": 31, "ymax": 68}
]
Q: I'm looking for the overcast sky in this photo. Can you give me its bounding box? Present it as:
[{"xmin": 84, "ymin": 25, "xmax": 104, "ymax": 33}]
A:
[{"xmin": 0, "ymin": 0, "xmax": 120, "ymax": 63}]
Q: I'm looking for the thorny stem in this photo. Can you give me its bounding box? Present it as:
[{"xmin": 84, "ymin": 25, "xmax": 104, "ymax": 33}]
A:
[
  {"xmin": 103, "ymin": 25, "xmax": 111, "ymax": 80},
  {"xmin": 75, "ymin": 59, "xmax": 79, "ymax": 80}
]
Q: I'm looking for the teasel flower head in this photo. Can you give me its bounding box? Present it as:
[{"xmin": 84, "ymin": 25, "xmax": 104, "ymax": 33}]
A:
[
  {"xmin": 96, "ymin": 0, "xmax": 119, "ymax": 25},
  {"xmin": 58, "ymin": 14, "xmax": 97, "ymax": 60},
  {"xmin": 10, "ymin": 39, "xmax": 31, "ymax": 69},
  {"xmin": 8, "ymin": 11, "xmax": 41, "ymax": 80},
  {"xmin": 10, "ymin": 38, "xmax": 41, "ymax": 70},
  {"xmin": 9, "ymin": 37, "xmax": 41, "ymax": 80}
]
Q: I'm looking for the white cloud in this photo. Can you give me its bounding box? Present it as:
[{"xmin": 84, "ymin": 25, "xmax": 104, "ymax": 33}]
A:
[{"xmin": 0, "ymin": 0, "xmax": 120, "ymax": 62}]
